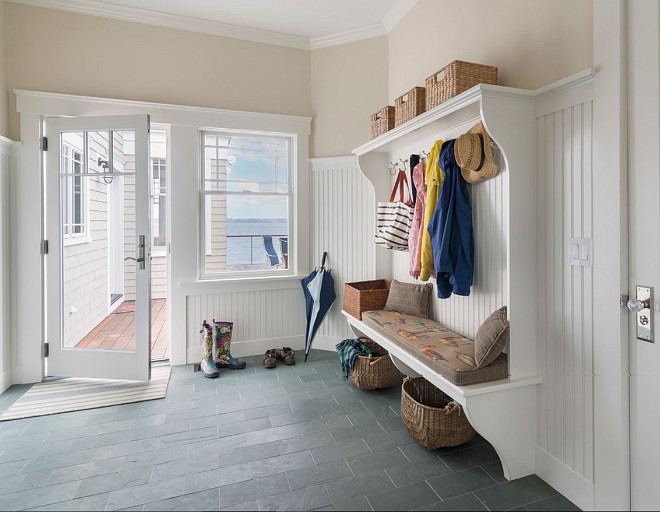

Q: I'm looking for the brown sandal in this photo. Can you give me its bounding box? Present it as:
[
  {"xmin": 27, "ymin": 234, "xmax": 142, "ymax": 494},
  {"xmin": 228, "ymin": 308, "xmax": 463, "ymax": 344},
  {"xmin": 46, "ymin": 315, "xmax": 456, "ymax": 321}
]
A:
[
  {"xmin": 276, "ymin": 347, "xmax": 296, "ymax": 365},
  {"xmin": 263, "ymin": 349, "xmax": 278, "ymax": 369}
]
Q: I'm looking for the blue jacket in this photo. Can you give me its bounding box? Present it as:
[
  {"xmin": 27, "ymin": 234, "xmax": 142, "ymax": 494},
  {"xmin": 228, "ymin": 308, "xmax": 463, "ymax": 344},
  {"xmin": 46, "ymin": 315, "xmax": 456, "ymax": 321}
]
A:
[{"xmin": 427, "ymin": 140, "xmax": 474, "ymax": 298}]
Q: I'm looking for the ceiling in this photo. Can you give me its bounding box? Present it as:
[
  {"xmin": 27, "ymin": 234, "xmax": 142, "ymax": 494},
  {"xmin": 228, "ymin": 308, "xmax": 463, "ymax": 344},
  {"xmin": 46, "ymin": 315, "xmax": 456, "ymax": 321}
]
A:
[{"xmin": 10, "ymin": 0, "xmax": 419, "ymax": 49}]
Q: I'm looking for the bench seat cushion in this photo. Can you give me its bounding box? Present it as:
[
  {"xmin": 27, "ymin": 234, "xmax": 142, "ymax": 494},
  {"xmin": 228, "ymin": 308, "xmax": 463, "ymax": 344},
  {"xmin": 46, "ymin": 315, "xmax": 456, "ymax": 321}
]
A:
[{"xmin": 362, "ymin": 310, "xmax": 508, "ymax": 386}]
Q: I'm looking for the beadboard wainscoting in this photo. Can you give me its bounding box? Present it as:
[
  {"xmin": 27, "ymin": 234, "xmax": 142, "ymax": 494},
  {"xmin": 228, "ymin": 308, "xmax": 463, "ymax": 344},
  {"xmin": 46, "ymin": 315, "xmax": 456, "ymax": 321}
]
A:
[
  {"xmin": 0, "ymin": 137, "xmax": 18, "ymax": 394},
  {"xmin": 391, "ymin": 156, "xmax": 510, "ymax": 340},
  {"xmin": 309, "ymin": 156, "xmax": 376, "ymax": 348},
  {"xmin": 534, "ymin": 81, "xmax": 595, "ymax": 508}
]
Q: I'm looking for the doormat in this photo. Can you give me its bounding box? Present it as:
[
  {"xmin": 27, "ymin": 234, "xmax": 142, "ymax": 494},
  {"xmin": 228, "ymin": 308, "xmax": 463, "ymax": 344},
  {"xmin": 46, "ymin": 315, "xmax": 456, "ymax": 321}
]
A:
[
  {"xmin": 0, "ymin": 366, "xmax": 171, "ymax": 421},
  {"xmin": 114, "ymin": 301, "xmax": 136, "ymax": 314}
]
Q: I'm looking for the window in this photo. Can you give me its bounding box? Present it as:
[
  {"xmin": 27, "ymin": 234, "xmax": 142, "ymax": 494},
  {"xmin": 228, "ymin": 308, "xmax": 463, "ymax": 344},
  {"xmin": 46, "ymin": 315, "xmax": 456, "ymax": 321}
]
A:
[
  {"xmin": 200, "ymin": 131, "xmax": 292, "ymax": 277},
  {"xmin": 152, "ymin": 157, "xmax": 166, "ymax": 248},
  {"xmin": 61, "ymin": 143, "xmax": 86, "ymax": 239}
]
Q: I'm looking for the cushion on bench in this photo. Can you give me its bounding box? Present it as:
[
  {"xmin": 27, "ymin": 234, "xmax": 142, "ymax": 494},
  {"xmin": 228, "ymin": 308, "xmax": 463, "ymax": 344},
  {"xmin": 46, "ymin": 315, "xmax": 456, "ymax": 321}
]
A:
[{"xmin": 362, "ymin": 310, "xmax": 508, "ymax": 386}]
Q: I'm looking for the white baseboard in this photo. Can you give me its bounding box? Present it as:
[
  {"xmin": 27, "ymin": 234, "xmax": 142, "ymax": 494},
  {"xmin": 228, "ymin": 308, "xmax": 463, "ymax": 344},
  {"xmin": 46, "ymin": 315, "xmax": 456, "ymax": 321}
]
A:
[
  {"xmin": 535, "ymin": 446, "xmax": 595, "ymax": 511},
  {"xmin": 185, "ymin": 335, "xmax": 338, "ymax": 364}
]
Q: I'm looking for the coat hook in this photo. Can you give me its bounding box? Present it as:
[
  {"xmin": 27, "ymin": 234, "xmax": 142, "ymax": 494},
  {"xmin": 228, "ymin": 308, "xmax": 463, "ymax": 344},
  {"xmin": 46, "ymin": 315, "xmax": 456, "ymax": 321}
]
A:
[{"xmin": 388, "ymin": 161, "xmax": 398, "ymax": 176}]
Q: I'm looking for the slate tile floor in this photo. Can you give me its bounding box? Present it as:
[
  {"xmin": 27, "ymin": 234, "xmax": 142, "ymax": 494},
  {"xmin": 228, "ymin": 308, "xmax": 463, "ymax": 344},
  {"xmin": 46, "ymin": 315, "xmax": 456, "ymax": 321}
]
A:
[{"xmin": 0, "ymin": 350, "xmax": 580, "ymax": 511}]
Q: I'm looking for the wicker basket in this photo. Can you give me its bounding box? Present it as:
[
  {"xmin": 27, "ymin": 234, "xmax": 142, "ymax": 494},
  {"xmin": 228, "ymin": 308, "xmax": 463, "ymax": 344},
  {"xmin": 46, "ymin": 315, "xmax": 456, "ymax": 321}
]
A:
[
  {"xmin": 401, "ymin": 377, "xmax": 476, "ymax": 449},
  {"xmin": 425, "ymin": 60, "xmax": 498, "ymax": 111},
  {"xmin": 350, "ymin": 338, "xmax": 401, "ymax": 390},
  {"xmin": 343, "ymin": 280, "xmax": 391, "ymax": 320},
  {"xmin": 370, "ymin": 106, "xmax": 395, "ymax": 139},
  {"xmin": 395, "ymin": 87, "xmax": 426, "ymax": 127}
]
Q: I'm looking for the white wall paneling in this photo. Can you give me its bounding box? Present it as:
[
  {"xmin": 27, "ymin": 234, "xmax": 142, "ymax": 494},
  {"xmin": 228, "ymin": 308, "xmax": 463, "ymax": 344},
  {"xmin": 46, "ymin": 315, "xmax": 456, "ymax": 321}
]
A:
[
  {"xmin": 0, "ymin": 137, "xmax": 18, "ymax": 394},
  {"xmin": 309, "ymin": 156, "xmax": 376, "ymax": 347},
  {"xmin": 534, "ymin": 81, "xmax": 596, "ymax": 510}
]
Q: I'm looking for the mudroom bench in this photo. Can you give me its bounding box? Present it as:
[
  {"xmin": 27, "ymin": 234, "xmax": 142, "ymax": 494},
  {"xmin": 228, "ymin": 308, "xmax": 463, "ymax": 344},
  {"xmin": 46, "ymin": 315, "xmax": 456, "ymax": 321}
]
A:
[{"xmin": 343, "ymin": 309, "xmax": 541, "ymax": 481}]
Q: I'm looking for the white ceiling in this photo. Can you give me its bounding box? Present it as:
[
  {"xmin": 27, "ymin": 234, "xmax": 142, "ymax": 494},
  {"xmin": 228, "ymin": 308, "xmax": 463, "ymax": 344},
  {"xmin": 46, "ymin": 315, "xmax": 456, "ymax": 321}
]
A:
[{"xmin": 10, "ymin": 0, "xmax": 419, "ymax": 49}]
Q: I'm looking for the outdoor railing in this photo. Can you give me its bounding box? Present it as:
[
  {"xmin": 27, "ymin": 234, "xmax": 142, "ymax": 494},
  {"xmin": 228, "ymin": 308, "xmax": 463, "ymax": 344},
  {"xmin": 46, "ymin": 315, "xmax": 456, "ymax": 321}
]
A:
[{"xmin": 226, "ymin": 234, "xmax": 287, "ymax": 265}]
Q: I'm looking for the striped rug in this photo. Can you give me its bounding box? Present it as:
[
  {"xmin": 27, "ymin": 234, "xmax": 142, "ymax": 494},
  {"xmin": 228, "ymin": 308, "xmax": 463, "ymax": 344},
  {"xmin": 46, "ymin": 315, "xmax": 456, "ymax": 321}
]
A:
[{"xmin": 0, "ymin": 366, "xmax": 171, "ymax": 421}]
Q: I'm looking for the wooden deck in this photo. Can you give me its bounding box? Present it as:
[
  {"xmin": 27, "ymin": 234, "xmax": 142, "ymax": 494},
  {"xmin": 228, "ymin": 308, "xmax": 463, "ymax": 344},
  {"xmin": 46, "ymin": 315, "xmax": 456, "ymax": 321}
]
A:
[{"xmin": 74, "ymin": 299, "xmax": 168, "ymax": 360}]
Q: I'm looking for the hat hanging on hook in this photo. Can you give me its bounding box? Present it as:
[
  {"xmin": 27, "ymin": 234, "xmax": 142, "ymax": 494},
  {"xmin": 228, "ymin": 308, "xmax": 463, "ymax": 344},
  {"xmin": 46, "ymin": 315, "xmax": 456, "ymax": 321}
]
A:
[{"xmin": 454, "ymin": 121, "xmax": 498, "ymax": 183}]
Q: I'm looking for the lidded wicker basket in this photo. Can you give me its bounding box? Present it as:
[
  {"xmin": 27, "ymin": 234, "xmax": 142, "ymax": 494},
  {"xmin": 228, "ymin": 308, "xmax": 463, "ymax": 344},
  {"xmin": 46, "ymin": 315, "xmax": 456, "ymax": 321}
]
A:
[
  {"xmin": 350, "ymin": 338, "xmax": 401, "ymax": 390},
  {"xmin": 425, "ymin": 60, "xmax": 498, "ymax": 111},
  {"xmin": 395, "ymin": 87, "xmax": 426, "ymax": 127},
  {"xmin": 370, "ymin": 106, "xmax": 395, "ymax": 139},
  {"xmin": 343, "ymin": 280, "xmax": 391, "ymax": 320},
  {"xmin": 401, "ymin": 376, "xmax": 476, "ymax": 449}
]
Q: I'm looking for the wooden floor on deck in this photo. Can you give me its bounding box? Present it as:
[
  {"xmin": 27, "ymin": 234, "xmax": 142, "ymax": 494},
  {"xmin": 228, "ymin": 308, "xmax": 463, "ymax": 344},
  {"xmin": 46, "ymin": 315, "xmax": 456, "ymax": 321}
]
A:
[{"xmin": 73, "ymin": 298, "xmax": 168, "ymax": 360}]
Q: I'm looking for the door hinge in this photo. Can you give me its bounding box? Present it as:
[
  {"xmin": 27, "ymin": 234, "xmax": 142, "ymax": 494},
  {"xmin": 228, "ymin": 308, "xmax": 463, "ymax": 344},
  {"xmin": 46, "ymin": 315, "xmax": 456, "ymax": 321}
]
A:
[
  {"xmin": 41, "ymin": 136, "xmax": 48, "ymax": 151},
  {"xmin": 41, "ymin": 240, "xmax": 49, "ymax": 255},
  {"xmin": 43, "ymin": 342, "xmax": 49, "ymax": 358}
]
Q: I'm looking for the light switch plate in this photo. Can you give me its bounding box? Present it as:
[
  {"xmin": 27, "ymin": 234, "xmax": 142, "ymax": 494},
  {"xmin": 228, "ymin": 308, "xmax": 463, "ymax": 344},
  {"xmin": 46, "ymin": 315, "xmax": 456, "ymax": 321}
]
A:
[{"xmin": 569, "ymin": 237, "xmax": 593, "ymax": 267}]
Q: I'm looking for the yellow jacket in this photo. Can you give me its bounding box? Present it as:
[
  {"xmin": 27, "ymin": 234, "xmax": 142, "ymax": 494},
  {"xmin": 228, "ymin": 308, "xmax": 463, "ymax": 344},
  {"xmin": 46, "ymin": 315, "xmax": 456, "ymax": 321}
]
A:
[{"xmin": 419, "ymin": 139, "xmax": 445, "ymax": 281}]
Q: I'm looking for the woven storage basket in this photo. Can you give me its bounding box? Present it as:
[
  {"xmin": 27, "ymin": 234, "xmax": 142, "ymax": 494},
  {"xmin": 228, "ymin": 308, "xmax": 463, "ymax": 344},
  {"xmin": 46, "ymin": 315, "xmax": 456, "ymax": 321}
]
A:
[
  {"xmin": 425, "ymin": 60, "xmax": 498, "ymax": 111},
  {"xmin": 401, "ymin": 376, "xmax": 476, "ymax": 449},
  {"xmin": 343, "ymin": 280, "xmax": 391, "ymax": 320},
  {"xmin": 370, "ymin": 106, "xmax": 395, "ymax": 139},
  {"xmin": 350, "ymin": 338, "xmax": 401, "ymax": 390},
  {"xmin": 395, "ymin": 87, "xmax": 426, "ymax": 127}
]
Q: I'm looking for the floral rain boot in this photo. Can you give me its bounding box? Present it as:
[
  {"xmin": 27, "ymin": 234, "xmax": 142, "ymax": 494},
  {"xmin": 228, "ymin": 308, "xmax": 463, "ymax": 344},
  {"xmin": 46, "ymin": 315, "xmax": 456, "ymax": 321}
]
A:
[
  {"xmin": 200, "ymin": 321, "xmax": 219, "ymax": 378},
  {"xmin": 213, "ymin": 320, "xmax": 246, "ymax": 369}
]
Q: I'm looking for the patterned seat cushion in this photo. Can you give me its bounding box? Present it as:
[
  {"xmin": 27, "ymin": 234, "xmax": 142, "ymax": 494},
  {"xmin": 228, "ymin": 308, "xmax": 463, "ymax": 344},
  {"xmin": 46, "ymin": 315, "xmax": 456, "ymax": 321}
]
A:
[{"xmin": 362, "ymin": 310, "xmax": 508, "ymax": 386}]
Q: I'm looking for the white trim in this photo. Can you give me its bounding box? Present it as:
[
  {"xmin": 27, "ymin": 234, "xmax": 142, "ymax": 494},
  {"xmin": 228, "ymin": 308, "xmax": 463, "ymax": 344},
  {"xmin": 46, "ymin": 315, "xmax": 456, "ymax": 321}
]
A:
[
  {"xmin": 382, "ymin": 0, "xmax": 419, "ymax": 32},
  {"xmin": 10, "ymin": 0, "xmax": 420, "ymax": 51},
  {"xmin": 15, "ymin": 90, "xmax": 312, "ymax": 134},
  {"xmin": 0, "ymin": 369, "xmax": 12, "ymax": 395},
  {"xmin": 8, "ymin": 0, "xmax": 311, "ymax": 50},
  {"xmin": 309, "ymin": 22, "xmax": 387, "ymax": 51},
  {"xmin": 179, "ymin": 275, "xmax": 305, "ymax": 295},
  {"xmin": 308, "ymin": 155, "xmax": 359, "ymax": 171},
  {"xmin": 535, "ymin": 447, "xmax": 595, "ymax": 511}
]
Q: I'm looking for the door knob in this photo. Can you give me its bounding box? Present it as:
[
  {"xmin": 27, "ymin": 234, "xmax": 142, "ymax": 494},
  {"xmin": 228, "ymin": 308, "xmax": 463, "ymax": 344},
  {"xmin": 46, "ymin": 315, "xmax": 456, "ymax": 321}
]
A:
[{"xmin": 628, "ymin": 297, "xmax": 650, "ymax": 313}]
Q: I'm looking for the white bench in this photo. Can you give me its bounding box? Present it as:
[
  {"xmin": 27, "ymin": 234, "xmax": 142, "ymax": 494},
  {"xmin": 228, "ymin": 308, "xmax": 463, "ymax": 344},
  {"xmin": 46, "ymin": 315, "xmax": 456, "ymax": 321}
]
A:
[{"xmin": 343, "ymin": 310, "xmax": 541, "ymax": 480}]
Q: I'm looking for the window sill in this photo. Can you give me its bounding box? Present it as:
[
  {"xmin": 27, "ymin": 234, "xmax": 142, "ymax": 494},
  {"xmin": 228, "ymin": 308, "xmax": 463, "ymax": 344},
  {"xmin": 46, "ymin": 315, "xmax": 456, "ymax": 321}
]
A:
[
  {"xmin": 178, "ymin": 274, "xmax": 306, "ymax": 295},
  {"xmin": 63, "ymin": 236, "xmax": 91, "ymax": 247}
]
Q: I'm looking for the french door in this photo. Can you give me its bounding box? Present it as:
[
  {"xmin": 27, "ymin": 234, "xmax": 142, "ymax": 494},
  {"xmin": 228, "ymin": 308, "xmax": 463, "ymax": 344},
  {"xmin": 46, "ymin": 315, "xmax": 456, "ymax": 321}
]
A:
[{"xmin": 45, "ymin": 115, "xmax": 152, "ymax": 381}]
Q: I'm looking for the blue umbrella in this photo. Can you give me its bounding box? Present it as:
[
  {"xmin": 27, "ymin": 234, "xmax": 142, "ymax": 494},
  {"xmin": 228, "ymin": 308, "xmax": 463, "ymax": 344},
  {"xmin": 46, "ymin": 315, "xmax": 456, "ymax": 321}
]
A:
[{"xmin": 301, "ymin": 252, "xmax": 336, "ymax": 361}]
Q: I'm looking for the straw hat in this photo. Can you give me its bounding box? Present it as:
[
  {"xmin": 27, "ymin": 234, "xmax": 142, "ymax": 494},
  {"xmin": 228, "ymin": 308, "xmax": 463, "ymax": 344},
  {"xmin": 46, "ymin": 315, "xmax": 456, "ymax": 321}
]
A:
[{"xmin": 454, "ymin": 122, "xmax": 497, "ymax": 183}]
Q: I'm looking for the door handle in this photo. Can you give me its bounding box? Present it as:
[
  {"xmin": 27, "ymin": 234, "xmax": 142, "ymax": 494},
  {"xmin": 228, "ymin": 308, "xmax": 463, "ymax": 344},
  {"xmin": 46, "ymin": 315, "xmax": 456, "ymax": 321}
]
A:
[
  {"xmin": 124, "ymin": 235, "xmax": 146, "ymax": 270},
  {"xmin": 628, "ymin": 285, "xmax": 654, "ymax": 343}
]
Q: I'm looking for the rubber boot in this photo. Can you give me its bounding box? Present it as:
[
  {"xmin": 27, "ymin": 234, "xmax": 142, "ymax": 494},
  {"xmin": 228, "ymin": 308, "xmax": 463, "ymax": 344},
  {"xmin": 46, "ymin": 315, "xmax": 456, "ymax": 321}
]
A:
[
  {"xmin": 213, "ymin": 320, "xmax": 246, "ymax": 369},
  {"xmin": 200, "ymin": 321, "xmax": 219, "ymax": 378}
]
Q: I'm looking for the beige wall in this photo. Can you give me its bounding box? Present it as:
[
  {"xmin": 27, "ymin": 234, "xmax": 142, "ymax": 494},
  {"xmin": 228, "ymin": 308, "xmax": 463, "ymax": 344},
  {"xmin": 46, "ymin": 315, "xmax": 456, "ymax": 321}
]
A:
[
  {"xmin": 388, "ymin": 0, "xmax": 592, "ymax": 101},
  {"xmin": 0, "ymin": 0, "xmax": 8, "ymax": 138},
  {"xmin": 311, "ymin": 36, "xmax": 388, "ymax": 157},
  {"xmin": 6, "ymin": 3, "xmax": 312, "ymax": 140}
]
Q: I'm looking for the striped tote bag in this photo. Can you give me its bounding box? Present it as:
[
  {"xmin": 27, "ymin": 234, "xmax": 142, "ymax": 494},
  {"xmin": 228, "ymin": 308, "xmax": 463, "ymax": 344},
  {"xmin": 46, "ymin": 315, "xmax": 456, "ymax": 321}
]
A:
[{"xmin": 374, "ymin": 169, "xmax": 413, "ymax": 251}]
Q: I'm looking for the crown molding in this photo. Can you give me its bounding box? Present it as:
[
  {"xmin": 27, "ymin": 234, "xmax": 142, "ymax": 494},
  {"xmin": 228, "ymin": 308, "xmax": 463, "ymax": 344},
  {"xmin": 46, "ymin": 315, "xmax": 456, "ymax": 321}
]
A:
[
  {"xmin": 10, "ymin": 0, "xmax": 419, "ymax": 51},
  {"xmin": 383, "ymin": 0, "xmax": 419, "ymax": 32},
  {"xmin": 9, "ymin": 0, "xmax": 311, "ymax": 50},
  {"xmin": 310, "ymin": 21, "xmax": 387, "ymax": 51}
]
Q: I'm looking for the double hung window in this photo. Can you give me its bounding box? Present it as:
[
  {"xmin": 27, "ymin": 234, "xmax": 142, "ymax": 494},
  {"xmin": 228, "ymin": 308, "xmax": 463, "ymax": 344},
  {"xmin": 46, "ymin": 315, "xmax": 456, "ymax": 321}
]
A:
[
  {"xmin": 200, "ymin": 132, "xmax": 293, "ymax": 277},
  {"xmin": 61, "ymin": 142, "xmax": 86, "ymax": 239}
]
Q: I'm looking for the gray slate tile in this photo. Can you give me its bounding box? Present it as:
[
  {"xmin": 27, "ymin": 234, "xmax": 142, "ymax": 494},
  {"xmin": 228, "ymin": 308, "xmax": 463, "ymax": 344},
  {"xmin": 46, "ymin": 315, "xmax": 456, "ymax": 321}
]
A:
[
  {"xmin": 29, "ymin": 492, "xmax": 111, "ymax": 511},
  {"xmin": 286, "ymin": 459, "xmax": 352, "ymax": 491},
  {"xmin": 325, "ymin": 469, "xmax": 395, "ymax": 504},
  {"xmin": 0, "ymin": 481, "xmax": 80, "ymax": 511},
  {"xmin": 481, "ymin": 460, "xmax": 507, "ymax": 483},
  {"xmin": 439, "ymin": 444, "xmax": 500, "ymax": 472},
  {"xmin": 217, "ymin": 473, "xmax": 290, "ymax": 508},
  {"xmin": 414, "ymin": 493, "xmax": 488, "ymax": 511},
  {"xmin": 219, "ymin": 501, "xmax": 259, "ymax": 511},
  {"xmin": 427, "ymin": 467, "xmax": 498, "ymax": 500},
  {"xmin": 524, "ymin": 494, "xmax": 580, "ymax": 511},
  {"xmin": 74, "ymin": 466, "xmax": 153, "ymax": 498},
  {"xmin": 475, "ymin": 477, "xmax": 556, "ymax": 511},
  {"xmin": 385, "ymin": 458, "xmax": 452, "ymax": 487},
  {"xmin": 245, "ymin": 424, "xmax": 302, "ymax": 445},
  {"xmin": 315, "ymin": 496, "xmax": 372, "ymax": 511},
  {"xmin": 346, "ymin": 449, "xmax": 408, "ymax": 474},
  {"xmin": 367, "ymin": 481, "xmax": 439, "ymax": 511},
  {"xmin": 250, "ymin": 449, "xmax": 315, "ymax": 478},
  {"xmin": 257, "ymin": 484, "xmax": 332, "ymax": 511},
  {"xmin": 47, "ymin": 457, "xmax": 124, "ymax": 485},
  {"xmin": 143, "ymin": 489, "xmax": 219, "ymax": 511},
  {"xmin": 183, "ymin": 462, "xmax": 253, "ymax": 494},
  {"xmin": 311, "ymin": 437, "xmax": 370, "ymax": 464},
  {"xmin": 106, "ymin": 477, "xmax": 185, "ymax": 511}
]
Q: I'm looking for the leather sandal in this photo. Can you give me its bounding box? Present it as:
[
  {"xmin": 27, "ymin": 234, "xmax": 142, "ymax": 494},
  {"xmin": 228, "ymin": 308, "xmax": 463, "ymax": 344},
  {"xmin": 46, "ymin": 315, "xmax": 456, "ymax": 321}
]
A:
[
  {"xmin": 263, "ymin": 349, "xmax": 278, "ymax": 369},
  {"xmin": 276, "ymin": 347, "xmax": 296, "ymax": 365}
]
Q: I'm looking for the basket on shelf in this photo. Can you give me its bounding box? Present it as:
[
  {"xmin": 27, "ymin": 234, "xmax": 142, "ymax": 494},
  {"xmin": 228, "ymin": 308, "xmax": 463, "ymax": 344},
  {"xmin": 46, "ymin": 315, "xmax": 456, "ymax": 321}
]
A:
[
  {"xmin": 350, "ymin": 338, "xmax": 401, "ymax": 390},
  {"xmin": 395, "ymin": 87, "xmax": 426, "ymax": 127},
  {"xmin": 401, "ymin": 376, "xmax": 476, "ymax": 449},
  {"xmin": 343, "ymin": 280, "xmax": 391, "ymax": 320},
  {"xmin": 370, "ymin": 106, "xmax": 396, "ymax": 139},
  {"xmin": 425, "ymin": 60, "xmax": 498, "ymax": 111}
]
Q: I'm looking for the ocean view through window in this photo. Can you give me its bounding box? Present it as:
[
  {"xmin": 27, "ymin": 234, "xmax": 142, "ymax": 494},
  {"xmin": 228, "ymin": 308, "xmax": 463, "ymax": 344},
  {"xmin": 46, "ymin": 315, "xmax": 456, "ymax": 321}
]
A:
[{"xmin": 201, "ymin": 131, "xmax": 293, "ymax": 276}]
